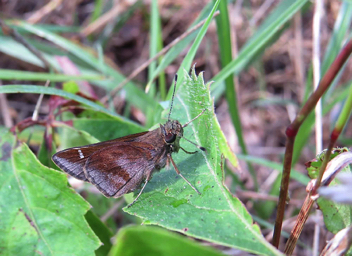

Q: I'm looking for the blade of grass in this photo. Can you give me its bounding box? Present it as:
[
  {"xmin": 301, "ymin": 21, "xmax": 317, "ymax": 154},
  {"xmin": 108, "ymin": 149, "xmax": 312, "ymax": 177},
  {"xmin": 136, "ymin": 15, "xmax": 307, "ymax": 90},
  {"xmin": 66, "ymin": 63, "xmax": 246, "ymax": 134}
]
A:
[
  {"xmin": 210, "ymin": 0, "xmax": 309, "ymax": 93},
  {"xmin": 146, "ymin": 2, "xmax": 215, "ymax": 90},
  {"xmin": 11, "ymin": 21, "xmax": 161, "ymax": 112},
  {"xmin": 0, "ymin": 85, "xmax": 141, "ymax": 129},
  {"xmin": 321, "ymin": 2, "xmax": 352, "ymax": 76},
  {"xmin": 0, "ymin": 69, "xmax": 106, "ymax": 82},
  {"xmin": 213, "ymin": 0, "xmax": 257, "ymax": 189},
  {"xmin": 236, "ymin": 154, "xmax": 310, "ymax": 185},
  {"xmin": 0, "ymin": 35, "xmax": 60, "ymax": 69},
  {"xmin": 169, "ymin": 0, "xmax": 220, "ymax": 98},
  {"xmin": 145, "ymin": 0, "xmax": 163, "ymax": 127},
  {"xmin": 147, "ymin": 0, "xmax": 161, "ymax": 98},
  {"xmin": 91, "ymin": 0, "xmax": 105, "ymax": 24}
]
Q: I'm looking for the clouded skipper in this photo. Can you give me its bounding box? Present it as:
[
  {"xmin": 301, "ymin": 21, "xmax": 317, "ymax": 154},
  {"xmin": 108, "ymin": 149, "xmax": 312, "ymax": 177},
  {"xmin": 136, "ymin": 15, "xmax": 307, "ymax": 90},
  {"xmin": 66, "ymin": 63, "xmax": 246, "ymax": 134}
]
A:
[{"xmin": 52, "ymin": 75, "xmax": 205, "ymax": 207}]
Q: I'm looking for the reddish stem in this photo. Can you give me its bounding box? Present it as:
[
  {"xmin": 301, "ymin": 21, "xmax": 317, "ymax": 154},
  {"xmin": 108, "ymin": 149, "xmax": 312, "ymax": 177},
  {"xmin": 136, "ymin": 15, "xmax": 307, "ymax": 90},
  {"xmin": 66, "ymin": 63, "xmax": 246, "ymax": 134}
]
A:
[{"xmin": 272, "ymin": 40, "xmax": 352, "ymax": 248}]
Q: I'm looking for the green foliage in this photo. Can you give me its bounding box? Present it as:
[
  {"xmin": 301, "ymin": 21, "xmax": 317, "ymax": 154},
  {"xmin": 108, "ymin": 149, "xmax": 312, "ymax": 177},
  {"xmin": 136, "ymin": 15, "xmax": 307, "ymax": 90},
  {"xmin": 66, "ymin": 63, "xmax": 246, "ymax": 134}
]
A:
[
  {"xmin": 306, "ymin": 148, "xmax": 352, "ymax": 234},
  {"xmin": 109, "ymin": 225, "xmax": 225, "ymax": 256},
  {"xmin": 0, "ymin": 127, "xmax": 101, "ymax": 255},
  {"xmin": 318, "ymin": 199, "xmax": 352, "ymax": 234},
  {"xmin": 306, "ymin": 147, "xmax": 349, "ymax": 179}
]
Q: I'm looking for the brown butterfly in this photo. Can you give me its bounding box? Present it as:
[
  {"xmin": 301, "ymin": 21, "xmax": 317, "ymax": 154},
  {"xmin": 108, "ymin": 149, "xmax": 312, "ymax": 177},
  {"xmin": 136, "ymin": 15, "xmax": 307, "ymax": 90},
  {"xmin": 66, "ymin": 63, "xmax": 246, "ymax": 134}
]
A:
[{"xmin": 52, "ymin": 75, "xmax": 205, "ymax": 207}]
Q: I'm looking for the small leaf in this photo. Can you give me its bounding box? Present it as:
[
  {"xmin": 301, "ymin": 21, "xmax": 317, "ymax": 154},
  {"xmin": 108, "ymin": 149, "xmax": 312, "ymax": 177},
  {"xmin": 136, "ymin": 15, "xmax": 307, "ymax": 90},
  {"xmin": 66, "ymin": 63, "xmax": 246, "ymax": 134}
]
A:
[
  {"xmin": 63, "ymin": 81, "xmax": 80, "ymax": 94},
  {"xmin": 307, "ymin": 149, "xmax": 352, "ymax": 234},
  {"xmin": 0, "ymin": 127, "xmax": 101, "ymax": 255}
]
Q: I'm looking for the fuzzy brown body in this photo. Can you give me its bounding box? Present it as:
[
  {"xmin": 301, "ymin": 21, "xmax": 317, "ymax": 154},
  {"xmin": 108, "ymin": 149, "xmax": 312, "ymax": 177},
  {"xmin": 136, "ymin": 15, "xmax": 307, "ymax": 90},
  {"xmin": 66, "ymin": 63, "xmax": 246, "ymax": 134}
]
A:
[{"xmin": 52, "ymin": 120, "xmax": 184, "ymax": 198}]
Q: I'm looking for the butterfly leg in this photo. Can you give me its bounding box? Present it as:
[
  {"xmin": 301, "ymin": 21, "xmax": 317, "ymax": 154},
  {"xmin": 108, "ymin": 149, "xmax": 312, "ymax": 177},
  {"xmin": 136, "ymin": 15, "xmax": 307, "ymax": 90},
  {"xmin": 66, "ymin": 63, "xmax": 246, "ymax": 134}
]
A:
[
  {"xmin": 127, "ymin": 173, "xmax": 151, "ymax": 208},
  {"xmin": 167, "ymin": 153, "xmax": 201, "ymax": 195},
  {"xmin": 180, "ymin": 146, "xmax": 197, "ymax": 154}
]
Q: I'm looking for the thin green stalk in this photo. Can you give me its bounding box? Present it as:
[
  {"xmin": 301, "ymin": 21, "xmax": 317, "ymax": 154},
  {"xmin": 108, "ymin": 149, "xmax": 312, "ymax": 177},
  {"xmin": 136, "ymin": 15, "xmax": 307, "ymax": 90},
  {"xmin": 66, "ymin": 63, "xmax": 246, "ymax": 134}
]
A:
[{"xmin": 213, "ymin": 0, "xmax": 258, "ymax": 189}]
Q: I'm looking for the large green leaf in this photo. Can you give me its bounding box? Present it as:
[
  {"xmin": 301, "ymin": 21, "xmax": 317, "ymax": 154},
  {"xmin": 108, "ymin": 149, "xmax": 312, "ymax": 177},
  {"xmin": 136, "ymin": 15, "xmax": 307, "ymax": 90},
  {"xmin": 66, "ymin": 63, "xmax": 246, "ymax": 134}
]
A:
[
  {"xmin": 109, "ymin": 225, "xmax": 225, "ymax": 256},
  {"xmin": 0, "ymin": 127, "xmax": 101, "ymax": 255},
  {"xmin": 125, "ymin": 70, "xmax": 281, "ymax": 256}
]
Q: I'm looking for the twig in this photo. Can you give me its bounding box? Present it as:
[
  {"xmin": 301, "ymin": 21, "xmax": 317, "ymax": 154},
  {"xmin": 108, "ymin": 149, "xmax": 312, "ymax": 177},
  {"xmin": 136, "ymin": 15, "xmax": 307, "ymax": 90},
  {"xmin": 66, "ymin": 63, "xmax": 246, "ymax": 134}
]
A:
[
  {"xmin": 27, "ymin": 0, "xmax": 63, "ymax": 24},
  {"xmin": 0, "ymin": 82, "xmax": 13, "ymax": 128},
  {"xmin": 80, "ymin": 0, "xmax": 133, "ymax": 36},
  {"xmin": 272, "ymin": 39, "xmax": 352, "ymax": 248},
  {"xmin": 100, "ymin": 199, "xmax": 124, "ymax": 222},
  {"xmin": 284, "ymin": 194, "xmax": 314, "ymax": 255},
  {"xmin": 236, "ymin": 189, "xmax": 301, "ymax": 206},
  {"xmin": 100, "ymin": 10, "xmax": 220, "ymax": 104},
  {"xmin": 32, "ymin": 80, "xmax": 50, "ymax": 121},
  {"xmin": 249, "ymin": 0, "xmax": 275, "ymax": 26}
]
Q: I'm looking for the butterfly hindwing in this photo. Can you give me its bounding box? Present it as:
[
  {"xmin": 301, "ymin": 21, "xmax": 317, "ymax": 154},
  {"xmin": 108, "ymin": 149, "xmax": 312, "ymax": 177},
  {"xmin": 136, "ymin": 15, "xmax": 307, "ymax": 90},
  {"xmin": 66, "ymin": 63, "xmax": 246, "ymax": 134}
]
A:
[
  {"xmin": 84, "ymin": 143, "xmax": 156, "ymax": 197},
  {"xmin": 52, "ymin": 131, "xmax": 148, "ymax": 181}
]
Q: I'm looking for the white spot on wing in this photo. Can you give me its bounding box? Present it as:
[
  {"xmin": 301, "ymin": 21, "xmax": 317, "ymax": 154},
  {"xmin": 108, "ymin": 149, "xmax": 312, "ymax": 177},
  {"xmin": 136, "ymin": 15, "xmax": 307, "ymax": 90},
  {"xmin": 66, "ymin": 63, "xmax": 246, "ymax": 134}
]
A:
[{"xmin": 78, "ymin": 149, "xmax": 84, "ymax": 159}]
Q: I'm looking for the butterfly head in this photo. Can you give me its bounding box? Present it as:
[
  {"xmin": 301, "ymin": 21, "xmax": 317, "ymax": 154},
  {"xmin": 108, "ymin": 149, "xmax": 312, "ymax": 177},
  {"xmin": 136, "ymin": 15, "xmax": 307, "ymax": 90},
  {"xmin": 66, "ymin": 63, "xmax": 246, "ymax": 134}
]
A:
[{"xmin": 160, "ymin": 120, "xmax": 183, "ymax": 152}]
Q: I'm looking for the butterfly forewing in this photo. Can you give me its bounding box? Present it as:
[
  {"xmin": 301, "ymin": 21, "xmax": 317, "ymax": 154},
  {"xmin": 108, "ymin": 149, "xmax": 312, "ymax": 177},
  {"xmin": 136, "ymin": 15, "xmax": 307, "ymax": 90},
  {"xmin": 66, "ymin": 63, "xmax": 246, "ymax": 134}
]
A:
[
  {"xmin": 84, "ymin": 143, "xmax": 156, "ymax": 197},
  {"xmin": 52, "ymin": 131, "xmax": 148, "ymax": 181}
]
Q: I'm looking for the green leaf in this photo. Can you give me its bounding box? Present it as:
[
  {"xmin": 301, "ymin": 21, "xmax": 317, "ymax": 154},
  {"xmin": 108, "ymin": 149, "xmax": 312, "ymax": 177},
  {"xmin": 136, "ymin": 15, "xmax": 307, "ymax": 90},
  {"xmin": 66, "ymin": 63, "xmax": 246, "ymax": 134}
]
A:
[
  {"xmin": 85, "ymin": 210, "xmax": 113, "ymax": 256},
  {"xmin": 109, "ymin": 225, "xmax": 225, "ymax": 256},
  {"xmin": 307, "ymin": 148, "xmax": 352, "ymax": 234},
  {"xmin": 37, "ymin": 131, "xmax": 58, "ymax": 170},
  {"xmin": 124, "ymin": 71, "xmax": 280, "ymax": 256},
  {"xmin": 0, "ymin": 127, "xmax": 101, "ymax": 255},
  {"xmin": 57, "ymin": 123, "xmax": 100, "ymax": 149},
  {"xmin": 318, "ymin": 199, "xmax": 352, "ymax": 234},
  {"xmin": 72, "ymin": 118, "xmax": 145, "ymax": 142}
]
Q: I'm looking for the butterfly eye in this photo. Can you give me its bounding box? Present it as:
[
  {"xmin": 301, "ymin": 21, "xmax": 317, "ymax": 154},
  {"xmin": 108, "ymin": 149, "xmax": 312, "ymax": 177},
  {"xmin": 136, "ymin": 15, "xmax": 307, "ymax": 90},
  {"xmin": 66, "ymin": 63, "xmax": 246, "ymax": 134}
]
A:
[{"xmin": 165, "ymin": 133, "xmax": 176, "ymax": 143}]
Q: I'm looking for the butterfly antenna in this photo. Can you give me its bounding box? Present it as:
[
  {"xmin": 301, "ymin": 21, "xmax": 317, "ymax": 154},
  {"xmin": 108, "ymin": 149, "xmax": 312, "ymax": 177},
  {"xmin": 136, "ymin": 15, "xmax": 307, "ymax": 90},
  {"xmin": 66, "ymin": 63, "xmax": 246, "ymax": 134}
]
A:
[
  {"xmin": 182, "ymin": 109, "xmax": 206, "ymax": 128},
  {"xmin": 180, "ymin": 135, "xmax": 206, "ymax": 152},
  {"xmin": 168, "ymin": 74, "xmax": 177, "ymax": 121}
]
